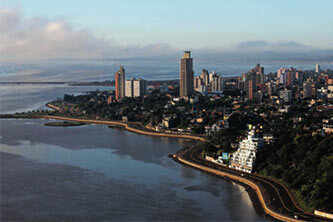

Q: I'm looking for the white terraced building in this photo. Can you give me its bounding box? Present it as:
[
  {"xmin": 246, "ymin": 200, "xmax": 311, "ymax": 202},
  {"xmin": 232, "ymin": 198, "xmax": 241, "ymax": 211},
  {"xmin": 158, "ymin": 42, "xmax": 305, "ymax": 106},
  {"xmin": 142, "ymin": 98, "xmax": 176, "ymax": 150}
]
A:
[{"xmin": 230, "ymin": 130, "xmax": 264, "ymax": 173}]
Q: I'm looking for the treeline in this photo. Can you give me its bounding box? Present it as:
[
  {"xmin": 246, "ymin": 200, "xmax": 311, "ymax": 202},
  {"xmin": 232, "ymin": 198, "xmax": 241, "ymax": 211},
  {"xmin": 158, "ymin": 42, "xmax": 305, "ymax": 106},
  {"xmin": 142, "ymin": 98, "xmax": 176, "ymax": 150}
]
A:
[{"xmin": 255, "ymin": 125, "xmax": 333, "ymax": 213}]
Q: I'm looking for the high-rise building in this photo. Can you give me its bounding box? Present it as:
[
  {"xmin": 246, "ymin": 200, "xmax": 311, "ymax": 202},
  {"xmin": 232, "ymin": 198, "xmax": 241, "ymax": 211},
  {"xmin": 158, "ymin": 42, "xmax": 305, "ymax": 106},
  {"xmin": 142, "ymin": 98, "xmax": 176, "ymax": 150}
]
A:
[
  {"xmin": 245, "ymin": 72, "xmax": 256, "ymax": 100},
  {"xmin": 255, "ymin": 64, "xmax": 265, "ymax": 84},
  {"xmin": 279, "ymin": 89, "xmax": 292, "ymax": 103},
  {"xmin": 125, "ymin": 79, "xmax": 133, "ymax": 97},
  {"xmin": 279, "ymin": 73, "xmax": 286, "ymax": 85},
  {"xmin": 194, "ymin": 76, "xmax": 202, "ymax": 91},
  {"xmin": 115, "ymin": 66, "xmax": 125, "ymax": 100},
  {"xmin": 316, "ymin": 63, "xmax": 321, "ymax": 73},
  {"xmin": 277, "ymin": 67, "xmax": 286, "ymax": 79},
  {"xmin": 180, "ymin": 51, "xmax": 194, "ymax": 97},
  {"xmin": 212, "ymin": 74, "xmax": 223, "ymax": 91},
  {"xmin": 303, "ymin": 79, "xmax": 313, "ymax": 98},
  {"xmin": 125, "ymin": 78, "xmax": 146, "ymax": 97},
  {"xmin": 241, "ymin": 73, "xmax": 247, "ymax": 81},
  {"xmin": 265, "ymin": 81, "xmax": 273, "ymax": 96},
  {"xmin": 209, "ymin": 71, "xmax": 216, "ymax": 85},
  {"xmin": 237, "ymin": 78, "xmax": 246, "ymax": 92},
  {"xmin": 200, "ymin": 69, "xmax": 209, "ymax": 86},
  {"xmin": 134, "ymin": 78, "xmax": 146, "ymax": 97},
  {"xmin": 295, "ymin": 71, "xmax": 304, "ymax": 85},
  {"xmin": 253, "ymin": 91, "xmax": 263, "ymax": 103},
  {"xmin": 286, "ymin": 68, "xmax": 296, "ymax": 87}
]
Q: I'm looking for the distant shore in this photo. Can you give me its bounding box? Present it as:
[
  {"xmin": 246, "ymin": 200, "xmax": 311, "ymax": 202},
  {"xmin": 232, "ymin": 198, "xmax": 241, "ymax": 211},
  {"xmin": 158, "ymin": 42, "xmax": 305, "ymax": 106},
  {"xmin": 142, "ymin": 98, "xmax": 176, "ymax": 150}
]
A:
[{"xmin": 0, "ymin": 79, "xmax": 182, "ymax": 87}]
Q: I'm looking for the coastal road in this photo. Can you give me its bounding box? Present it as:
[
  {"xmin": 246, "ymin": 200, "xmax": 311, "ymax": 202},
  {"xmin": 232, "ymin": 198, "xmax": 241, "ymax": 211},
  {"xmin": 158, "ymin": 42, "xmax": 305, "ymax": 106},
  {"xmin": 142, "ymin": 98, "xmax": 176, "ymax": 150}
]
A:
[{"xmin": 175, "ymin": 146, "xmax": 330, "ymax": 222}]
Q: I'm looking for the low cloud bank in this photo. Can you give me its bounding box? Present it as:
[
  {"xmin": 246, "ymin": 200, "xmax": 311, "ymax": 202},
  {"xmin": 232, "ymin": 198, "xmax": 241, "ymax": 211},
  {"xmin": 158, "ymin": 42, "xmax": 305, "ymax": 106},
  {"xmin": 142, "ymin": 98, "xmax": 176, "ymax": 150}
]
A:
[
  {"xmin": 0, "ymin": 7, "xmax": 177, "ymax": 61},
  {"xmin": 1, "ymin": 7, "xmax": 332, "ymax": 62}
]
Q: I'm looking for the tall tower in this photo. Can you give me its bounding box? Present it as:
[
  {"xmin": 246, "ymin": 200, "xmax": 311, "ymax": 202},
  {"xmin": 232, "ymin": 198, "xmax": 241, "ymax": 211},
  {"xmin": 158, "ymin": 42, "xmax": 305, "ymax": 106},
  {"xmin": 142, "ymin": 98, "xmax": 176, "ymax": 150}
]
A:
[
  {"xmin": 245, "ymin": 72, "xmax": 257, "ymax": 100},
  {"xmin": 286, "ymin": 68, "xmax": 295, "ymax": 87},
  {"xmin": 316, "ymin": 63, "xmax": 321, "ymax": 73},
  {"xmin": 180, "ymin": 51, "xmax": 194, "ymax": 97},
  {"xmin": 115, "ymin": 66, "xmax": 125, "ymax": 100},
  {"xmin": 200, "ymin": 69, "xmax": 209, "ymax": 86}
]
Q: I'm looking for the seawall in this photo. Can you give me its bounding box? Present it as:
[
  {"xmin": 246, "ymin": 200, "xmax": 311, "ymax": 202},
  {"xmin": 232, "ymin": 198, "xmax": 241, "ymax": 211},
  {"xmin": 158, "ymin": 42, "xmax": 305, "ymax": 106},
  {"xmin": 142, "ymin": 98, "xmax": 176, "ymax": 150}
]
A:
[{"xmin": 174, "ymin": 155, "xmax": 301, "ymax": 222}]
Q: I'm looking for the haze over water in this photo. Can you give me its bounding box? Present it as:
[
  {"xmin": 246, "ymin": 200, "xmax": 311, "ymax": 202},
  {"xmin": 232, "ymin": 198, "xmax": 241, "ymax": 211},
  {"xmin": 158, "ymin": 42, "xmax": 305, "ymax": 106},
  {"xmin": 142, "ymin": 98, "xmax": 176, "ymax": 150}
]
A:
[
  {"xmin": 0, "ymin": 84, "xmax": 266, "ymax": 221},
  {"xmin": 1, "ymin": 60, "xmax": 333, "ymax": 82}
]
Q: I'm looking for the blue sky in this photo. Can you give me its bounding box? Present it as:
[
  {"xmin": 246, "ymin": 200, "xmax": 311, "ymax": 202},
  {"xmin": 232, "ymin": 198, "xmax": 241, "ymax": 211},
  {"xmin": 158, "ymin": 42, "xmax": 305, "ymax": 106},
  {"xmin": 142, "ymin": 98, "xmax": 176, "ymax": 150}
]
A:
[
  {"xmin": 1, "ymin": 0, "xmax": 333, "ymax": 61},
  {"xmin": 2, "ymin": 0, "xmax": 333, "ymax": 49}
]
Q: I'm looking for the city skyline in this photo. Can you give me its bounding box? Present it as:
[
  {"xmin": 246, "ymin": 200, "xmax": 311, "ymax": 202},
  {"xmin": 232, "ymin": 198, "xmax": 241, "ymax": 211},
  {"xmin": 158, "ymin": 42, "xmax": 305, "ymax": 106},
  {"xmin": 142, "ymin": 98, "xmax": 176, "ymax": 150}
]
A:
[
  {"xmin": 1, "ymin": 1, "xmax": 333, "ymax": 220},
  {"xmin": 1, "ymin": 1, "xmax": 333, "ymax": 61}
]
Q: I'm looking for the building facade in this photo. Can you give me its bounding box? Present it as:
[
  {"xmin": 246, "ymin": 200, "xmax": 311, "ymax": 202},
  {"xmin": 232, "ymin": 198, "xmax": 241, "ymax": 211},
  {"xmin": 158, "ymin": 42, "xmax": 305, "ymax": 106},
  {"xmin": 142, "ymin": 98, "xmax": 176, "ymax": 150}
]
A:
[
  {"xmin": 115, "ymin": 66, "xmax": 125, "ymax": 100},
  {"xmin": 279, "ymin": 89, "xmax": 292, "ymax": 103},
  {"xmin": 230, "ymin": 129, "xmax": 264, "ymax": 173},
  {"xmin": 286, "ymin": 68, "xmax": 296, "ymax": 87},
  {"xmin": 180, "ymin": 51, "xmax": 194, "ymax": 97},
  {"xmin": 125, "ymin": 78, "xmax": 146, "ymax": 97},
  {"xmin": 211, "ymin": 74, "xmax": 223, "ymax": 91},
  {"xmin": 200, "ymin": 69, "xmax": 209, "ymax": 86},
  {"xmin": 194, "ymin": 76, "xmax": 203, "ymax": 91},
  {"xmin": 245, "ymin": 72, "xmax": 257, "ymax": 100},
  {"xmin": 316, "ymin": 63, "xmax": 321, "ymax": 73},
  {"xmin": 303, "ymin": 79, "xmax": 313, "ymax": 98},
  {"xmin": 255, "ymin": 64, "xmax": 265, "ymax": 84}
]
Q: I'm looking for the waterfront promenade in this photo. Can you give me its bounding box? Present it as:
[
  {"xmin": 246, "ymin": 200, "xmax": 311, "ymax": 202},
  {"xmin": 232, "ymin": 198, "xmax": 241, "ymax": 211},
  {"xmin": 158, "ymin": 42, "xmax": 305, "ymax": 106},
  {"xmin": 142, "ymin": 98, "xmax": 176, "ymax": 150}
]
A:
[{"xmin": 173, "ymin": 146, "xmax": 330, "ymax": 222}]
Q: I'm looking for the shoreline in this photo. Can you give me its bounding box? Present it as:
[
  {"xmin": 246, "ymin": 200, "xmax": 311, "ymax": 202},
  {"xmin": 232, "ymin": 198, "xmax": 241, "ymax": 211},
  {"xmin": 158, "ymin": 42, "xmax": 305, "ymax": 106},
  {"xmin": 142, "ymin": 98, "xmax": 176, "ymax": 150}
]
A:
[
  {"xmin": 43, "ymin": 115, "xmax": 207, "ymax": 142},
  {"xmin": 44, "ymin": 103, "xmax": 206, "ymax": 141},
  {"xmin": 173, "ymin": 154, "xmax": 297, "ymax": 222},
  {"xmin": 1, "ymin": 104, "xmax": 328, "ymax": 221}
]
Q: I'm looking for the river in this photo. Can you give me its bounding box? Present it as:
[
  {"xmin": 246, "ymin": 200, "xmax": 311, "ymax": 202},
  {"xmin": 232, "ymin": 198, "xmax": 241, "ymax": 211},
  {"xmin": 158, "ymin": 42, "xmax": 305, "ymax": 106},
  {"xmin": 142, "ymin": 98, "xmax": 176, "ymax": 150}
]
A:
[{"xmin": 0, "ymin": 84, "xmax": 266, "ymax": 221}]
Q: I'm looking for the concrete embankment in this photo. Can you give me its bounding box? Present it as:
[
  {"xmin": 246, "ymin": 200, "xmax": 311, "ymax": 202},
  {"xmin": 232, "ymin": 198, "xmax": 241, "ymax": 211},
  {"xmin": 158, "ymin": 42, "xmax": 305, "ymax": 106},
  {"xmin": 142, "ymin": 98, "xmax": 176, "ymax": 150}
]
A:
[{"xmin": 174, "ymin": 155, "xmax": 301, "ymax": 222}]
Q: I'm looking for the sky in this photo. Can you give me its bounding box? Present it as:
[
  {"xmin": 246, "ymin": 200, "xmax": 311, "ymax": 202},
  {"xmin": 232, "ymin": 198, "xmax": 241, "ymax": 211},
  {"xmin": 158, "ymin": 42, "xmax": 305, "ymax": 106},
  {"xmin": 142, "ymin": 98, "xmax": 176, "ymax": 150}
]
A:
[{"xmin": 1, "ymin": 0, "xmax": 333, "ymax": 61}]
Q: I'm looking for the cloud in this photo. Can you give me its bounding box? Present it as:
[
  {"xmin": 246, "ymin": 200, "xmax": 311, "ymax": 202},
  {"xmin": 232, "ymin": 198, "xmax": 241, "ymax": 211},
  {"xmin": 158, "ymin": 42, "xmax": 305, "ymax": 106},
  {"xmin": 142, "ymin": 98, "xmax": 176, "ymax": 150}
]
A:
[
  {"xmin": 0, "ymin": 8, "xmax": 20, "ymax": 32},
  {"xmin": 1, "ymin": 7, "xmax": 331, "ymax": 63},
  {"xmin": 0, "ymin": 7, "xmax": 177, "ymax": 61},
  {"xmin": 237, "ymin": 40, "xmax": 310, "ymax": 52},
  {"xmin": 238, "ymin": 40, "xmax": 269, "ymax": 48}
]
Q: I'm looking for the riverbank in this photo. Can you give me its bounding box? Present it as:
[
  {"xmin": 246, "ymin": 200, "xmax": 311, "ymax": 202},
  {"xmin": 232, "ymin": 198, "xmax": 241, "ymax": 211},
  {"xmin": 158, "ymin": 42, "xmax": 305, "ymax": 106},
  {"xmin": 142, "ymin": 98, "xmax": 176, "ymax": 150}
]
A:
[
  {"xmin": 174, "ymin": 146, "xmax": 331, "ymax": 222},
  {"xmin": 42, "ymin": 115, "xmax": 206, "ymax": 141},
  {"xmin": 172, "ymin": 148, "xmax": 296, "ymax": 221},
  {"xmin": 1, "ymin": 104, "xmax": 328, "ymax": 221}
]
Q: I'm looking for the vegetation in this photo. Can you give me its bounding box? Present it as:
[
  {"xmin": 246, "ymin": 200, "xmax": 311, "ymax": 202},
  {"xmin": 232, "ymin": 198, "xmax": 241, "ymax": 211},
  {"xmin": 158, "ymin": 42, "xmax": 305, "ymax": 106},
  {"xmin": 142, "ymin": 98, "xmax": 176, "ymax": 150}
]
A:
[{"xmin": 255, "ymin": 123, "xmax": 333, "ymax": 213}]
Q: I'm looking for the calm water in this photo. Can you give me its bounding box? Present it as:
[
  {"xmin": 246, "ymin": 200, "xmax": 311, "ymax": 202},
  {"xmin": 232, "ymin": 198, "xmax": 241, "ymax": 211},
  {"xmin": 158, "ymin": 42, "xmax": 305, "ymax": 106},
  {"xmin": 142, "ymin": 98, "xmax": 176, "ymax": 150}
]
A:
[
  {"xmin": 0, "ymin": 84, "xmax": 113, "ymax": 114},
  {"xmin": 0, "ymin": 84, "xmax": 266, "ymax": 221},
  {"xmin": 1, "ymin": 60, "xmax": 333, "ymax": 82}
]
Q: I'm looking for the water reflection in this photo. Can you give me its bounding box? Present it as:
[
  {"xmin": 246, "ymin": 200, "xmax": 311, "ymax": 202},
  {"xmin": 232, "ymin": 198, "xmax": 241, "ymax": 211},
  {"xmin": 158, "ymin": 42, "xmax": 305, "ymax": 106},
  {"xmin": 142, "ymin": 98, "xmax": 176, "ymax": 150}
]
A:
[{"xmin": 0, "ymin": 119, "xmax": 265, "ymax": 221}]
